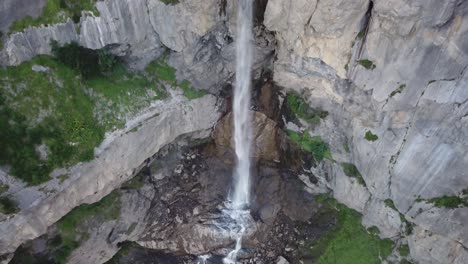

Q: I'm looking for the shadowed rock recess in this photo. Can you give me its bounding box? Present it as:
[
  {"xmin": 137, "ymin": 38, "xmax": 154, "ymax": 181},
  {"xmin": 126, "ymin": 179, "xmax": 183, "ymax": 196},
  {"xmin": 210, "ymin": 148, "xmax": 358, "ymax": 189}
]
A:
[{"xmin": 0, "ymin": 0, "xmax": 466, "ymax": 264}]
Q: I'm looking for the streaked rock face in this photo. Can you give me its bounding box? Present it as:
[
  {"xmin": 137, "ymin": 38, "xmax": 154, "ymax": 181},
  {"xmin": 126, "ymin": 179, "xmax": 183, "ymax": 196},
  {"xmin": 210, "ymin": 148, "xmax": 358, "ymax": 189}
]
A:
[
  {"xmin": 0, "ymin": 0, "xmax": 46, "ymax": 32},
  {"xmin": 264, "ymin": 0, "xmax": 468, "ymax": 263}
]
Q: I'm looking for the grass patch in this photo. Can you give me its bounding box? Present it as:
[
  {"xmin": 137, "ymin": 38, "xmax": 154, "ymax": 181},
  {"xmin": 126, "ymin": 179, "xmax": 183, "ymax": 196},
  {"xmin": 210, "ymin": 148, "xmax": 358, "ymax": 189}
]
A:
[
  {"xmin": 367, "ymin": 226, "xmax": 380, "ymax": 236},
  {"xmin": 52, "ymin": 191, "xmax": 121, "ymax": 263},
  {"xmin": 0, "ymin": 196, "xmax": 19, "ymax": 214},
  {"xmin": 9, "ymin": 0, "xmax": 99, "ymax": 33},
  {"xmin": 300, "ymin": 195, "xmax": 395, "ymax": 264},
  {"xmin": 427, "ymin": 195, "xmax": 467, "ymax": 209},
  {"xmin": 357, "ymin": 59, "xmax": 376, "ymax": 70},
  {"xmin": 365, "ymin": 131, "xmax": 379, "ymax": 142},
  {"xmin": 390, "ymin": 84, "xmax": 406, "ymax": 97},
  {"xmin": 0, "ymin": 56, "xmax": 104, "ymax": 184},
  {"xmin": 384, "ymin": 199, "xmax": 398, "ymax": 211},
  {"xmin": 1, "ymin": 45, "xmax": 168, "ymax": 184},
  {"xmin": 287, "ymin": 130, "xmax": 333, "ymax": 162},
  {"xmin": 146, "ymin": 55, "xmax": 206, "ymax": 100},
  {"xmin": 146, "ymin": 55, "xmax": 177, "ymax": 85},
  {"xmin": 399, "ymin": 244, "xmax": 410, "ymax": 257},
  {"xmin": 340, "ymin": 163, "xmax": 366, "ymax": 186},
  {"xmin": 180, "ymin": 80, "xmax": 206, "ymax": 99},
  {"xmin": 286, "ymin": 92, "xmax": 328, "ymax": 125},
  {"xmin": 160, "ymin": 0, "xmax": 180, "ymax": 5}
]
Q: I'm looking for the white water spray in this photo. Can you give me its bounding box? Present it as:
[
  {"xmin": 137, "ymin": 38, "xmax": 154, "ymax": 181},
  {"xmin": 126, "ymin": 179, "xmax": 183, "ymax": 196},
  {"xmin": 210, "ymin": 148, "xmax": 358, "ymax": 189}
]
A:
[{"xmin": 223, "ymin": 0, "xmax": 254, "ymax": 263}]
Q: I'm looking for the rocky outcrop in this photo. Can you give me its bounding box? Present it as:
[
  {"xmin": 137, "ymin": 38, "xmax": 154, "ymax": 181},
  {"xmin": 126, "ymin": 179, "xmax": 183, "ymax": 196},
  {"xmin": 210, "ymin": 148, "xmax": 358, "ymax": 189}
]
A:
[
  {"xmin": 0, "ymin": 0, "xmax": 46, "ymax": 32},
  {"xmin": 0, "ymin": 0, "xmax": 275, "ymax": 92},
  {"xmin": 213, "ymin": 111, "xmax": 283, "ymax": 162},
  {"xmin": 264, "ymin": 0, "xmax": 468, "ymax": 263},
  {"xmin": 0, "ymin": 95, "xmax": 222, "ymax": 255},
  {"xmin": 1, "ymin": 0, "xmax": 220, "ymax": 65}
]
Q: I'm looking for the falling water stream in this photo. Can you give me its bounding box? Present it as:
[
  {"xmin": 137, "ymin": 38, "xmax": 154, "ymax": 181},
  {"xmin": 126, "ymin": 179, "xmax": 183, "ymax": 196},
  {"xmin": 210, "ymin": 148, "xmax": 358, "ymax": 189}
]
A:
[{"xmin": 223, "ymin": 0, "xmax": 254, "ymax": 263}]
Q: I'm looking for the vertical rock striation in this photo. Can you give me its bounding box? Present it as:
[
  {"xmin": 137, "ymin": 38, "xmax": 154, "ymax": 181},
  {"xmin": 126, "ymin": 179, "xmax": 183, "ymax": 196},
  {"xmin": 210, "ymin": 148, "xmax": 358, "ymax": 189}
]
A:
[{"xmin": 264, "ymin": 0, "xmax": 468, "ymax": 263}]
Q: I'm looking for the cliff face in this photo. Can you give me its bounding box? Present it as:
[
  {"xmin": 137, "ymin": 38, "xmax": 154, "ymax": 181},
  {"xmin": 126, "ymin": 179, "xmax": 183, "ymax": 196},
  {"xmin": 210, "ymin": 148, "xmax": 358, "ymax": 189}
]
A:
[
  {"xmin": 0, "ymin": 0, "xmax": 467, "ymax": 263},
  {"xmin": 264, "ymin": 0, "xmax": 467, "ymax": 263}
]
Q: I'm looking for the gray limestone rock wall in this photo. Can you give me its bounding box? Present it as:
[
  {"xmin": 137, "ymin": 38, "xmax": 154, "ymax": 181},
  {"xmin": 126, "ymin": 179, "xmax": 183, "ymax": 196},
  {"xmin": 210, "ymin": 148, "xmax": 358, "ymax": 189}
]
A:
[
  {"xmin": 264, "ymin": 0, "xmax": 468, "ymax": 263},
  {"xmin": 0, "ymin": 0, "xmax": 46, "ymax": 32}
]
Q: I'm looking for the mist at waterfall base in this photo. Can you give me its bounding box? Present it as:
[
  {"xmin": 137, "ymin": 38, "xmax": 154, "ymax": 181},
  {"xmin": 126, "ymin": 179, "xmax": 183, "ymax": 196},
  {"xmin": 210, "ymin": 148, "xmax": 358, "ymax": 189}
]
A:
[{"xmin": 223, "ymin": 0, "xmax": 254, "ymax": 263}]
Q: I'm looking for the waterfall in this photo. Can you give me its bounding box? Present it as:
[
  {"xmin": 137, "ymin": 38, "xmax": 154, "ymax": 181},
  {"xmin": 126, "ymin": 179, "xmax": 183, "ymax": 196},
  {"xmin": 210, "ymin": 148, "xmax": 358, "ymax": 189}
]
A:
[
  {"xmin": 231, "ymin": 0, "xmax": 253, "ymax": 211},
  {"xmin": 223, "ymin": 0, "xmax": 254, "ymax": 263}
]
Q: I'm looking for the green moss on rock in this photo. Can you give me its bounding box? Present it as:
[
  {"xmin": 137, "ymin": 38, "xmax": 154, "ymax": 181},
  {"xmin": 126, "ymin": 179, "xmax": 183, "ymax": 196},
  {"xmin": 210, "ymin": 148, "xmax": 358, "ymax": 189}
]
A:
[
  {"xmin": 399, "ymin": 244, "xmax": 410, "ymax": 257},
  {"xmin": 286, "ymin": 92, "xmax": 328, "ymax": 125},
  {"xmin": 427, "ymin": 195, "xmax": 467, "ymax": 208},
  {"xmin": 365, "ymin": 131, "xmax": 379, "ymax": 141},
  {"xmin": 390, "ymin": 84, "xmax": 406, "ymax": 97},
  {"xmin": 384, "ymin": 199, "xmax": 398, "ymax": 211},
  {"xmin": 0, "ymin": 196, "xmax": 19, "ymax": 214},
  {"xmin": 340, "ymin": 162, "xmax": 366, "ymax": 186},
  {"xmin": 357, "ymin": 59, "xmax": 376, "ymax": 70},
  {"xmin": 52, "ymin": 191, "xmax": 121, "ymax": 263},
  {"xmin": 299, "ymin": 195, "xmax": 395, "ymax": 264},
  {"xmin": 287, "ymin": 130, "xmax": 333, "ymax": 162}
]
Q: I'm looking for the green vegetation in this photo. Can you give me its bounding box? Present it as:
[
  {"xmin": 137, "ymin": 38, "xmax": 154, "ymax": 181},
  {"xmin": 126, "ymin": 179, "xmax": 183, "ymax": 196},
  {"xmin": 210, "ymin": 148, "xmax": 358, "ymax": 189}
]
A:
[
  {"xmin": 0, "ymin": 43, "xmax": 168, "ymax": 184},
  {"xmin": 9, "ymin": 0, "xmax": 99, "ymax": 33},
  {"xmin": 146, "ymin": 55, "xmax": 206, "ymax": 100},
  {"xmin": 51, "ymin": 40, "xmax": 119, "ymax": 79},
  {"xmin": 415, "ymin": 194, "xmax": 467, "ymax": 209},
  {"xmin": 0, "ymin": 56, "xmax": 104, "ymax": 184},
  {"xmin": 0, "ymin": 196, "xmax": 19, "ymax": 214},
  {"xmin": 286, "ymin": 92, "xmax": 329, "ymax": 125},
  {"xmin": 356, "ymin": 30, "xmax": 366, "ymax": 40},
  {"xmin": 180, "ymin": 80, "xmax": 207, "ymax": 99},
  {"xmin": 367, "ymin": 226, "xmax": 380, "ymax": 236},
  {"xmin": 121, "ymin": 174, "xmax": 144, "ymax": 190},
  {"xmin": 399, "ymin": 244, "xmax": 410, "ymax": 257},
  {"xmin": 390, "ymin": 84, "xmax": 406, "ymax": 97},
  {"xmin": 427, "ymin": 195, "xmax": 467, "ymax": 208},
  {"xmin": 0, "ymin": 184, "xmax": 9, "ymax": 195},
  {"xmin": 344, "ymin": 143, "xmax": 350, "ymax": 153},
  {"xmin": 58, "ymin": 174, "xmax": 69, "ymax": 184},
  {"xmin": 299, "ymin": 195, "xmax": 395, "ymax": 264},
  {"xmin": 146, "ymin": 55, "xmax": 177, "ymax": 85},
  {"xmin": 340, "ymin": 162, "xmax": 366, "ymax": 186},
  {"xmin": 160, "ymin": 0, "xmax": 180, "ymax": 5},
  {"xmin": 52, "ymin": 192, "xmax": 121, "ymax": 263},
  {"xmin": 287, "ymin": 130, "xmax": 333, "ymax": 162},
  {"xmin": 384, "ymin": 199, "xmax": 398, "ymax": 211},
  {"xmin": 365, "ymin": 131, "xmax": 379, "ymax": 142},
  {"xmin": 400, "ymin": 259, "xmax": 413, "ymax": 264},
  {"xmin": 357, "ymin": 59, "xmax": 376, "ymax": 70}
]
